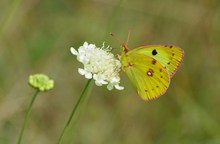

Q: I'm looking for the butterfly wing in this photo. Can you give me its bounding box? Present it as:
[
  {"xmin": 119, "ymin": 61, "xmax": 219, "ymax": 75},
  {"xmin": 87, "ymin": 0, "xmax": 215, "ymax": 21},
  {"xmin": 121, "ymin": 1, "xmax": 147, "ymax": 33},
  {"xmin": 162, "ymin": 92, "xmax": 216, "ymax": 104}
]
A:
[
  {"xmin": 121, "ymin": 52, "xmax": 170, "ymax": 100},
  {"xmin": 129, "ymin": 45, "xmax": 184, "ymax": 77}
]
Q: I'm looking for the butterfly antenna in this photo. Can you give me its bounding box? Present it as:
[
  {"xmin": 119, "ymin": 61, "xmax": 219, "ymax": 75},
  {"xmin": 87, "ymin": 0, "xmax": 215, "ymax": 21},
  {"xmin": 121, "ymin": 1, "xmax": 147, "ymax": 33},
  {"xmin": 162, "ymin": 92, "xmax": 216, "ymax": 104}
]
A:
[
  {"xmin": 126, "ymin": 29, "xmax": 131, "ymax": 46},
  {"xmin": 110, "ymin": 33, "xmax": 123, "ymax": 44},
  {"xmin": 110, "ymin": 33, "xmax": 129, "ymax": 52}
]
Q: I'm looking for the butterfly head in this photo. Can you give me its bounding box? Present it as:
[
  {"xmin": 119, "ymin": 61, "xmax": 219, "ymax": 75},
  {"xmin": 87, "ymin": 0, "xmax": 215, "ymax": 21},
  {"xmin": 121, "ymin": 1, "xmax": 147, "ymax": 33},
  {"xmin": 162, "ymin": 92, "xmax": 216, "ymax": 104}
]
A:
[{"xmin": 120, "ymin": 43, "xmax": 130, "ymax": 53}]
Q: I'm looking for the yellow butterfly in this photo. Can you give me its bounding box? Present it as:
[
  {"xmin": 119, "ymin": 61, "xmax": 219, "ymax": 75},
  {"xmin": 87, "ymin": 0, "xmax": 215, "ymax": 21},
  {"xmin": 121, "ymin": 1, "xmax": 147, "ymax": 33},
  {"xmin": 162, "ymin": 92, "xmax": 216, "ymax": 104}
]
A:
[{"xmin": 113, "ymin": 33, "xmax": 184, "ymax": 100}]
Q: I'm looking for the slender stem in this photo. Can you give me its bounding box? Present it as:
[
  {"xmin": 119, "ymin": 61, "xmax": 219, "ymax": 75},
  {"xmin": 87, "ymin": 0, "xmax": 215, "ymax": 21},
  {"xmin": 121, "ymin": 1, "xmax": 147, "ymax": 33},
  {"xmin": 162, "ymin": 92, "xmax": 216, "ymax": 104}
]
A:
[
  {"xmin": 56, "ymin": 79, "xmax": 92, "ymax": 144},
  {"xmin": 17, "ymin": 90, "xmax": 39, "ymax": 144}
]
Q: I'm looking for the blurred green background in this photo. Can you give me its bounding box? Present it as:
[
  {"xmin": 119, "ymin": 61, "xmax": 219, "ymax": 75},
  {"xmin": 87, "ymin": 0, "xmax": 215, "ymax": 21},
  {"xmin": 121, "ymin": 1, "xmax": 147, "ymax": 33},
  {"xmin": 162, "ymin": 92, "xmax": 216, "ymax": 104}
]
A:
[{"xmin": 1, "ymin": 0, "xmax": 220, "ymax": 143}]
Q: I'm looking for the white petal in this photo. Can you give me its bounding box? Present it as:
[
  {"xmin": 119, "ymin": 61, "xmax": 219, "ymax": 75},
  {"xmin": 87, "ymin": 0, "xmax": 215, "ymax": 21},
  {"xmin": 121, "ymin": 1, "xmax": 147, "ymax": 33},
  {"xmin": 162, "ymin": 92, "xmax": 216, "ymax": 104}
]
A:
[
  {"xmin": 93, "ymin": 74, "xmax": 108, "ymax": 85},
  {"xmin": 70, "ymin": 47, "xmax": 78, "ymax": 55},
  {"xmin": 83, "ymin": 42, "xmax": 88, "ymax": 47},
  {"xmin": 85, "ymin": 72, "xmax": 92, "ymax": 79},
  {"xmin": 78, "ymin": 68, "xmax": 86, "ymax": 75},
  {"xmin": 102, "ymin": 42, "xmax": 105, "ymax": 48},
  {"xmin": 88, "ymin": 44, "xmax": 96, "ymax": 49},
  {"xmin": 78, "ymin": 47, "xmax": 86, "ymax": 54},
  {"xmin": 101, "ymin": 80, "xmax": 108, "ymax": 85},
  {"xmin": 115, "ymin": 85, "xmax": 124, "ymax": 90},
  {"xmin": 77, "ymin": 55, "xmax": 86, "ymax": 63},
  {"xmin": 111, "ymin": 77, "xmax": 120, "ymax": 83},
  {"xmin": 93, "ymin": 74, "xmax": 98, "ymax": 80},
  {"xmin": 107, "ymin": 84, "xmax": 113, "ymax": 90},
  {"xmin": 95, "ymin": 81, "xmax": 103, "ymax": 86}
]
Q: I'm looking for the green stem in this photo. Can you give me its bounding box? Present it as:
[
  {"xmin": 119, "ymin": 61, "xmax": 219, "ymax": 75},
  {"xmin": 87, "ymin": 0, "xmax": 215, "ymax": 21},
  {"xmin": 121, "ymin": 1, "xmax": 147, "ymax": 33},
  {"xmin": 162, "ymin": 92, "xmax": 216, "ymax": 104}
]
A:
[
  {"xmin": 56, "ymin": 79, "xmax": 92, "ymax": 144},
  {"xmin": 17, "ymin": 90, "xmax": 39, "ymax": 144}
]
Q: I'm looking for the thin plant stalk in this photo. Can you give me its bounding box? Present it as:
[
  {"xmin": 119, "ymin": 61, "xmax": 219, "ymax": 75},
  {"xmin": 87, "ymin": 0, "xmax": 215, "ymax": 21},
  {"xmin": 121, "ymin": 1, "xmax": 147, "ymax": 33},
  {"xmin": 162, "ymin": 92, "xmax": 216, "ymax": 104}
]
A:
[
  {"xmin": 69, "ymin": 79, "xmax": 94, "ymax": 143},
  {"xmin": 56, "ymin": 79, "xmax": 92, "ymax": 144},
  {"xmin": 17, "ymin": 90, "xmax": 39, "ymax": 144}
]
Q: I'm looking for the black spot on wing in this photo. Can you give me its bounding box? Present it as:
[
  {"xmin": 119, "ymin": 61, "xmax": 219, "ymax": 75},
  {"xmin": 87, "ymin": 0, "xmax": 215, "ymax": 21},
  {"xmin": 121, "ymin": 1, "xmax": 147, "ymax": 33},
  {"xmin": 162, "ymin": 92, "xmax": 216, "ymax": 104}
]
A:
[{"xmin": 152, "ymin": 49, "xmax": 157, "ymax": 56}]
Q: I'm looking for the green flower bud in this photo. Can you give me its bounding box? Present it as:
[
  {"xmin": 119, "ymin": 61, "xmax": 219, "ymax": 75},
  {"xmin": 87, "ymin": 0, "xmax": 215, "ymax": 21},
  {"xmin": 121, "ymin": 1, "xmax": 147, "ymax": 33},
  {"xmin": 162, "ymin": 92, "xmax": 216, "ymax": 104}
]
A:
[{"xmin": 28, "ymin": 74, "xmax": 54, "ymax": 91}]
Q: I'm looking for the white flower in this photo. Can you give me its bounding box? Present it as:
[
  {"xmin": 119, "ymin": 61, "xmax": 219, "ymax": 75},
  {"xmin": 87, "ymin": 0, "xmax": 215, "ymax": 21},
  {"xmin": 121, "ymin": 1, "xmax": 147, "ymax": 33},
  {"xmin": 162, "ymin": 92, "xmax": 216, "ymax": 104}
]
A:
[{"xmin": 70, "ymin": 42, "xmax": 124, "ymax": 90}]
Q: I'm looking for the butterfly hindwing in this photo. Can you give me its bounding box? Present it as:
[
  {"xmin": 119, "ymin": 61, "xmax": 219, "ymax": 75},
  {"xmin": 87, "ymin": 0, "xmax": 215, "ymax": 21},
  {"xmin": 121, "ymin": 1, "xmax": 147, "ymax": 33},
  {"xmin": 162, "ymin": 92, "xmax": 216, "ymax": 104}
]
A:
[
  {"xmin": 129, "ymin": 45, "xmax": 184, "ymax": 77},
  {"xmin": 121, "ymin": 52, "xmax": 170, "ymax": 100}
]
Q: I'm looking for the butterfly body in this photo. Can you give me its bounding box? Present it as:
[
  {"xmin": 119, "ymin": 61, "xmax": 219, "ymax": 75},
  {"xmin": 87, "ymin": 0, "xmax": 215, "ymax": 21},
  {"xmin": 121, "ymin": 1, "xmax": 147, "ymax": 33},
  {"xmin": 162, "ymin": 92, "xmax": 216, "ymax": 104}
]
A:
[{"xmin": 120, "ymin": 44, "xmax": 184, "ymax": 100}]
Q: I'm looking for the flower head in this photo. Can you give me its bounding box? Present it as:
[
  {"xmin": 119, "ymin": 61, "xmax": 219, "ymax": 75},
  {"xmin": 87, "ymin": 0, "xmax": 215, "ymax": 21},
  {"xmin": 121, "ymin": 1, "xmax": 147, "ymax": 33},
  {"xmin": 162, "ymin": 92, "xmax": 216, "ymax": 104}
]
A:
[
  {"xmin": 29, "ymin": 74, "xmax": 54, "ymax": 91},
  {"xmin": 70, "ymin": 42, "xmax": 124, "ymax": 90}
]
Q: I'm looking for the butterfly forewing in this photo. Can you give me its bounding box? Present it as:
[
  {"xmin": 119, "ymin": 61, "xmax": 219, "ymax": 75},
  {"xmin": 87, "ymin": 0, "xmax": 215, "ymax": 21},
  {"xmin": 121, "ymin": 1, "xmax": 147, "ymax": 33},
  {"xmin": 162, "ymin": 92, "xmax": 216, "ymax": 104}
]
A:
[
  {"xmin": 121, "ymin": 53, "xmax": 170, "ymax": 100},
  {"xmin": 129, "ymin": 45, "xmax": 184, "ymax": 77}
]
